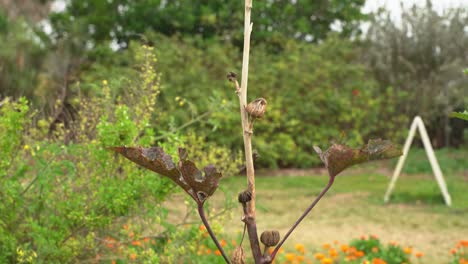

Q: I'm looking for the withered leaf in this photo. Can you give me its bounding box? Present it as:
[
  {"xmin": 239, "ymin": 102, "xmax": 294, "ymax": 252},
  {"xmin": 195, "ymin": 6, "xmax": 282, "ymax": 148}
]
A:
[
  {"xmin": 112, "ymin": 146, "xmax": 222, "ymax": 204},
  {"xmin": 314, "ymin": 139, "xmax": 402, "ymax": 177}
]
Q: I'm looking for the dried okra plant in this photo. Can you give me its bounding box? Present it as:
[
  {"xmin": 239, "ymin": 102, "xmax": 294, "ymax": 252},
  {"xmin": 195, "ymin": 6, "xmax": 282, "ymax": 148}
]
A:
[{"xmin": 112, "ymin": 1, "xmax": 402, "ymax": 263}]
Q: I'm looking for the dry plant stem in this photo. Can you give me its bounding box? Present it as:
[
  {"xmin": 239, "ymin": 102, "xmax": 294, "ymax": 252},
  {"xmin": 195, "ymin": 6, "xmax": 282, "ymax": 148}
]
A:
[
  {"xmin": 197, "ymin": 204, "xmax": 231, "ymax": 264},
  {"xmin": 269, "ymin": 176, "xmax": 336, "ymax": 261},
  {"xmin": 237, "ymin": 0, "xmax": 263, "ymax": 263}
]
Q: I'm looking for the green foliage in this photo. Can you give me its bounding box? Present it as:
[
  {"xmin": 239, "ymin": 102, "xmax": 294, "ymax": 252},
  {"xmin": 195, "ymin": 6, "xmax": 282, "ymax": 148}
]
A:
[
  {"xmin": 349, "ymin": 236, "xmax": 410, "ymax": 264},
  {"xmin": 48, "ymin": 0, "xmax": 367, "ymax": 48},
  {"xmin": 0, "ymin": 16, "xmax": 46, "ymax": 99},
  {"xmin": 450, "ymin": 111, "xmax": 468, "ymax": 121},
  {"xmin": 0, "ymin": 44, "xmax": 240, "ymax": 263},
  {"xmin": 129, "ymin": 34, "xmax": 406, "ymax": 168}
]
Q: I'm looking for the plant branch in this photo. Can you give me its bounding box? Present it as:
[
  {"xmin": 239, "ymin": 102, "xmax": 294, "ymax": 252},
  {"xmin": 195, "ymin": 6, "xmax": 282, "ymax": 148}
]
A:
[
  {"xmin": 270, "ymin": 176, "xmax": 335, "ymax": 261},
  {"xmin": 236, "ymin": 0, "xmax": 263, "ymax": 263},
  {"xmin": 197, "ymin": 204, "xmax": 231, "ymax": 264},
  {"xmin": 154, "ymin": 111, "xmax": 212, "ymax": 141}
]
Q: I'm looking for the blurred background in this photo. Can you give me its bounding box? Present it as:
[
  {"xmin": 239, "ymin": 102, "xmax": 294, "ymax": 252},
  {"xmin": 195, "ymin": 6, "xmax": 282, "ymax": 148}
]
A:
[{"xmin": 0, "ymin": 0, "xmax": 467, "ymax": 263}]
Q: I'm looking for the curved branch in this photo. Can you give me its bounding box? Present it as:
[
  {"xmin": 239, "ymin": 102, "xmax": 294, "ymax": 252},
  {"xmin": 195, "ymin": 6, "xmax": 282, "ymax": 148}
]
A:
[
  {"xmin": 270, "ymin": 176, "xmax": 335, "ymax": 261},
  {"xmin": 197, "ymin": 204, "xmax": 231, "ymax": 264}
]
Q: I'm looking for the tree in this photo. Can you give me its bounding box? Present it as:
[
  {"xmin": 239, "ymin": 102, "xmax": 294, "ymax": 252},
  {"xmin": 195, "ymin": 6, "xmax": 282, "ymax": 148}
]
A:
[
  {"xmin": 48, "ymin": 0, "xmax": 367, "ymax": 49},
  {"xmin": 365, "ymin": 1, "xmax": 467, "ymax": 147}
]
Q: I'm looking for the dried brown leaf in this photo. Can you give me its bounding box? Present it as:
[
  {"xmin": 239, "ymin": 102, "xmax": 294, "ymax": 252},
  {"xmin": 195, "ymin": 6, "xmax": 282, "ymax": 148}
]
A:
[
  {"xmin": 314, "ymin": 139, "xmax": 402, "ymax": 177},
  {"xmin": 112, "ymin": 146, "xmax": 222, "ymax": 204}
]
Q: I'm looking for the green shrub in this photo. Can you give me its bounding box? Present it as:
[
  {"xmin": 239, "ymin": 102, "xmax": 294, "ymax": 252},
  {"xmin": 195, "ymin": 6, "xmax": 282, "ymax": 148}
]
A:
[{"xmin": 0, "ymin": 44, "xmax": 240, "ymax": 263}]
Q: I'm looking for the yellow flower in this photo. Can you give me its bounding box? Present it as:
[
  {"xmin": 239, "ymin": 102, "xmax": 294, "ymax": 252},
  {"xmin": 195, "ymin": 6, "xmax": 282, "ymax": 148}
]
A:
[
  {"xmin": 23, "ymin": 145, "xmax": 30, "ymax": 150},
  {"xmin": 179, "ymin": 101, "xmax": 185, "ymax": 106},
  {"xmin": 321, "ymin": 257, "xmax": 333, "ymax": 264},
  {"xmin": 341, "ymin": 244, "xmax": 349, "ymax": 252},
  {"xmin": 175, "ymin": 96, "xmax": 181, "ymax": 101},
  {"xmin": 102, "ymin": 80, "xmax": 108, "ymax": 85},
  {"xmin": 403, "ymin": 247, "xmax": 412, "ymax": 254},
  {"xmin": 285, "ymin": 253, "xmax": 295, "ymax": 261}
]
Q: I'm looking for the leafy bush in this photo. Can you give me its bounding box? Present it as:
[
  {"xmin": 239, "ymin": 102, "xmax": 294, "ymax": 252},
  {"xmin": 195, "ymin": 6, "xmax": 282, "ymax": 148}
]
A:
[
  {"xmin": 0, "ymin": 44, "xmax": 240, "ymax": 263},
  {"xmin": 131, "ymin": 34, "xmax": 408, "ymax": 168}
]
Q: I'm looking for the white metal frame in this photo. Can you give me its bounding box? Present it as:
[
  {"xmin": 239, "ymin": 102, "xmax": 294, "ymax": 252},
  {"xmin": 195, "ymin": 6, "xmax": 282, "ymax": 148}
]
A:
[{"xmin": 384, "ymin": 116, "xmax": 452, "ymax": 206}]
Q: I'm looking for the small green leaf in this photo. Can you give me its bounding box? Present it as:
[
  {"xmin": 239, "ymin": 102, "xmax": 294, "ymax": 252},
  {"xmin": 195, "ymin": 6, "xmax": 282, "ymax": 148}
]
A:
[
  {"xmin": 314, "ymin": 139, "xmax": 402, "ymax": 177},
  {"xmin": 450, "ymin": 111, "xmax": 468, "ymax": 121}
]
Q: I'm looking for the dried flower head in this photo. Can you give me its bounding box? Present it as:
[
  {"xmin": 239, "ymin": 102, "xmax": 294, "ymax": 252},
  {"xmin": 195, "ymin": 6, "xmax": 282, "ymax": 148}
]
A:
[
  {"xmin": 238, "ymin": 190, "xmax": 252, "ymax": 204},
  {"xmin": 260, "ymin": 230, "xmax": 280, "ymax": 247},
  {"xmin": 231, "ymin": 246, "xmax": 246, "ymax": 264},
  {"xmin": 246, "ymin": 98, "xmax": 267, "ymax": 118}
]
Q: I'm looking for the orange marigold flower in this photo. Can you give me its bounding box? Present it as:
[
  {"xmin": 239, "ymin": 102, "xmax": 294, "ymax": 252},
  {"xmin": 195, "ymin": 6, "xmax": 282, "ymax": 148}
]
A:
[
  {"xmin": 372, "ymin": 247, "xmax": 379, "ymax": 253},
  {"xmin": 322, "ymin": 243, "xmax": 331, "ymax": 250},
  {"xmin": 214, "ymin": 250, "xmax": 221, "ymax": 256},
  {"xmin": 372, "ymin": 258, "xmax": 387, "ymax": 264},
  {"xmin": 295, "ymin": 244, "xmax": 305, "ymax": 254},
  {"xmin": 348, "ymin": 246, "xmax": 357, "ymax": 254},
  {"xmin": 461, "ymin": 240, "xmax": 468, "ymax": 247},
  {"xmin": 206, "ymin": 249, "xmax": 212, "ymax": 255},
  {"xmin": 111, "ymin": 260, "xmax": 116, "ymax": 264},
  {"xmin": 123, "ymin": 224, "xmax": 129, "ymax": 230},
  {"xmin": 321, "ymin": 257, "xmax": 333, "ymax": 264},
  {"xmin": 285, "ymin": 253, "xmax": 295, "ymax": 261},
  {"xmin": 459, "ymin": 259, "xmax": 468, "ymax": 264},
  {"xmin": 389, "ymin": 241, "xmax": 398, "ymax": 246},
  {"xmin": 129, "ymin": 253, "xmax": 137, "ymax": 260},
  {"xmin": 415, "ymin": 252, "xmax": 424, "ymax": 258},
  {"xmin": 403, "ymin": 247, "xmax": 412, "ymax": 254},
  {"xmin": 451, "ymin": 248, "xmax": 457, "ymax": 255},
  {"xmin": 370, "ymin": 234, "xmax": 378, "ymax": 240},
  {"xmin": 220, "ymin": 239, "xmax": 227, "ymax": 247},
  {"xmin": 341, "ymin": 244, "xmax": 349, "ymax": 252},
  {"xmin": 360, "ymin": 235, "xmax": 367, "ymax": 240},
  {"xmin": 314, "ymin": 253, "xmax": 326, "ymax": 260},
  {"xmin": 333, "ymin": 240, "xmax": 339, "ymax": 245},
  {"xmin": 231, "ymin": 239, "xmax": 237, "ymax": 246},
  {"xmin": 128, "ymin": 232, "xmax": 134, "ymax": 238},
  {"xmin": 199, "ymin": 225, "xmax": 206, "ymax": 231},
  {"xmin": 329, "ymin": 249, "xmax": 338, "ymax": 257},
  {"xmin": 143, "ymin": 237, "xmax": 150, "ymax": 243},
  {"xmin": 297, "ymin": 255, "xmax": 305, "ymax": 262},
  {"xmin": 131, "ymin": 240, "xmax": 142, "ymax": 247},
  {"xmin": 355, "ymin": 251, "xmax": 365, "ymax": 258}
]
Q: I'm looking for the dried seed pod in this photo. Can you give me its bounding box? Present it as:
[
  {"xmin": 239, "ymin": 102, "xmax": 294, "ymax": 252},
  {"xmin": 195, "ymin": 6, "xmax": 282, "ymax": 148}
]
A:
[
  {"xmin": 238, "ymin": 190, "xmax": 252, "ymax": 204},
  {"xmin": 231, "ymin": 246, "xmax": 246, "ymax": 264},
  {"xmin": 227, "ymin": 72, "xmax": 238, "ymax": 82},
  {"xmin": 246, "ymin": 98, "xmax": 267, "ymax": 118},
  {"xmin": 260, "ymin": 230, "xmax": 280, "ymax": 247}
]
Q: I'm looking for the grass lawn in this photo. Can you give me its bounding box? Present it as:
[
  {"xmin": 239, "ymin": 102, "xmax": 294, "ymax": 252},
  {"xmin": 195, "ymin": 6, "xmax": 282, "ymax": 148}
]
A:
[{"xmin": 165, "ymin": 148, "xmax": 468, "ymax": 263}]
